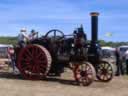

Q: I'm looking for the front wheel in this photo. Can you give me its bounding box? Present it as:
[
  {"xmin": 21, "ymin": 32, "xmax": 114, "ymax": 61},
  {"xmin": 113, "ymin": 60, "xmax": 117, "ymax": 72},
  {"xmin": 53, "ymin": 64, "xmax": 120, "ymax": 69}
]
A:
[
  {"xmin": 96, "ymin": 61, "xmax": 114, "ymax": 82},
  {"xmin": 73, "ymin": 62, "xmax": 96, "ymax": 86}
]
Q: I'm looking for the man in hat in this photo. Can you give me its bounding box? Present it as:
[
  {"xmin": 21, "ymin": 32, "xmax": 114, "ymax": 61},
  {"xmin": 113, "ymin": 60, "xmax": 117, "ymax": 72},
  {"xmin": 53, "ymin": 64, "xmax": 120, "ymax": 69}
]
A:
[{"xmin": 18, "ymin": 28, "xmax": 30, "ymax": 48}]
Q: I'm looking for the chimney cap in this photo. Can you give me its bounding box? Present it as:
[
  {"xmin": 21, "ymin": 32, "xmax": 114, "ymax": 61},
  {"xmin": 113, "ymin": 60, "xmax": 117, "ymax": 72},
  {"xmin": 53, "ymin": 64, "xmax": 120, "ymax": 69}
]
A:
[{"xmin": 90, "ymin": 12, "xmax": 99, "ymax": 16}]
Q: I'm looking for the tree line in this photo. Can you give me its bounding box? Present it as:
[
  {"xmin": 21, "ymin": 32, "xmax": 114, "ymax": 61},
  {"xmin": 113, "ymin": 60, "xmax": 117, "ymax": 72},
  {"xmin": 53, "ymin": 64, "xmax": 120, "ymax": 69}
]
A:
[
  {"xmin": 0, "ymin": 36, "xmax": 17, "ymax": 45},
  {"xmin": 0, "ymin": 36, "xmax": 127, "ymax": 47}
]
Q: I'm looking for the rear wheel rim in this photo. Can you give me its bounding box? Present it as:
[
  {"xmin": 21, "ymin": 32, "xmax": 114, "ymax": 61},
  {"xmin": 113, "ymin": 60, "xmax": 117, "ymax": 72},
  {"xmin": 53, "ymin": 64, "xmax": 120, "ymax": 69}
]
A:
[{"xmin": 18, "ymin": 45, "xmax": 51, "ymax": 80}]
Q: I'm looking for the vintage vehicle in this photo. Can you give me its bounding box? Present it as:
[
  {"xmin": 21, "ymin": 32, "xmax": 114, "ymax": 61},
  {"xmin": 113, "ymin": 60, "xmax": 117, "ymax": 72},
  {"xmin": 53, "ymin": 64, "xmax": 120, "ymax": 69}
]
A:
[
  {"xmin": 13, "ymin": 12, "xmax": 114, "ymax": 86},
  {"xmin": 101, "ymin": 46, "xmax": 116, "ymax": 59}
]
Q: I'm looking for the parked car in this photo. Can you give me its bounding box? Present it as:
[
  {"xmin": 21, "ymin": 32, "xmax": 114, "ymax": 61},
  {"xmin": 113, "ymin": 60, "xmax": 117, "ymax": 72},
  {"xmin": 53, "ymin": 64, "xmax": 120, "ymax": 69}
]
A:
[
  {"xmin": 0, "ymin": 44, "xmax": 14, "ymax": 64},
  {"xmin": 117, "ymin": 45, "xmax": 128, "ymax": 60},
  {"xmin": 101, "ymin": 46, "xmax": 116, "ymax": 59}
]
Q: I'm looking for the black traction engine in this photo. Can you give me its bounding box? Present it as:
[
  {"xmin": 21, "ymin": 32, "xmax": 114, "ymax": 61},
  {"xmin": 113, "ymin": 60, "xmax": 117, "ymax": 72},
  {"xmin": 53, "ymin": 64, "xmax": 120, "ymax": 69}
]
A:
[{"xmin": 14, "ymin": 12, "xmax": 114, "ymax": 86}]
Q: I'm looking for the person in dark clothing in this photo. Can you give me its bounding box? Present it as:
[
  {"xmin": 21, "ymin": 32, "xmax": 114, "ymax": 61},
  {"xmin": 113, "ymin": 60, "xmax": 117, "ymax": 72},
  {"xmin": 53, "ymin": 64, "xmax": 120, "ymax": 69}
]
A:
[
  {"xmin": 77, "ymin": 25, "xmax": 87, "ymax": 41},
  {"xmin": 124, "ymin": 50, "xmax": 128, "ymax": 75},
  {"xmin": 115, "ymin": 48, "xmax": 124, "ymax": 76}
]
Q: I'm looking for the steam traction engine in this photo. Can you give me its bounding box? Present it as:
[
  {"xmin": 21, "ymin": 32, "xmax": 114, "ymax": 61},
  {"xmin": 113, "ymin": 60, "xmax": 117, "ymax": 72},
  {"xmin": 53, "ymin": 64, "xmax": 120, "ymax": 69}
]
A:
[{"xmin": 14, "ymin": 12, "xmax": 114, "ymax": 86}]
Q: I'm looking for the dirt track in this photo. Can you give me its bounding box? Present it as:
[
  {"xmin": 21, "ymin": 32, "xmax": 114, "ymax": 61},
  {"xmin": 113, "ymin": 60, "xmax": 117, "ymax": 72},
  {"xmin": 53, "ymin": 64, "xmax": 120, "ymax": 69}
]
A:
[{"xmin": 0, "ymin": 70, "xmax": 127, "ymax": 96}]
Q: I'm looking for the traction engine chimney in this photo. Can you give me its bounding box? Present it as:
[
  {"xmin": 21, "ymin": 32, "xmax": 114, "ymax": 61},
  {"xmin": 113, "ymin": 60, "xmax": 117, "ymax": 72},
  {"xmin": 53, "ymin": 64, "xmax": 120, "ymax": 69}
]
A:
[{"xmin": 90, "ymin": 12, "xmax": 99, "ymax": 43}]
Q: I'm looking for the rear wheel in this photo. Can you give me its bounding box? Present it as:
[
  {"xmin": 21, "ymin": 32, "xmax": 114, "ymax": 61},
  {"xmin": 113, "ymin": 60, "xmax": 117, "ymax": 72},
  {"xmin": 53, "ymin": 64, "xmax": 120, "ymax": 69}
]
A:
[{"xmin": 17, "ymin": 44, "xmax": 52, "ymax": 80}]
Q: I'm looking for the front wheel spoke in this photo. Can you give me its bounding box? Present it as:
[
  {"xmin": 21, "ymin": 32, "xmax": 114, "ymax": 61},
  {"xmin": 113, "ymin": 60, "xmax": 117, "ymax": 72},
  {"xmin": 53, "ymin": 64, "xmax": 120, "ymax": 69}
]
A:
[
  {"xmin": 103, "ymin": 74, "xmax": 108, "ymax": 80},
  {"xmin": 100, "ymin": 75, "xmax": 105, "ymax": 80},
  {"xmin": 97, "ymin": 69, "xmax": 102, "ymax": 74},
  {"xmin": 107, "ymin": 74, "xmax": 112, "ymax": 78},
  {"xmin": 100, "ymin": 64, "xmax": 104, "ymax": 68},
  {"xmin": 86, "ymin": 66, "xmax": 92, "ymax": 72},
  {"xmin": 75, "ymin": 72, "xmax": 80, "ymax": 77},
  {"xmin": 84, "ymin": 65, "xmax": 89, "ymax": 71},
  {"xmin": 108, "ymin": 70, "xmax": 113, "ymax": 74},
  {"xmin": 106, "ymin": 64, "xmax": 110, "ymax": 69},
  {"xmin": 105, "ymin": 68, "xmax": 112, "ymax": 74},
  {"xmin": 82, "ymin": 77, "xmax": 90, "ymax": 85},
  {"xmin": 104, "ymin": 63, "xmax": 108, "ymax": 69},
  {"xmin": 108, "ymin": 66, "xmax": 112, "ymax": 70},
  {"xmin": 81, "ymin": 65, "xmax": 85, "ymax": 70},
  {"xmin": 76, "ymin": 68, "xmax": 81, "ymax": 72},
  {"xmin": 86, "ymin": 71, "xmax": 93, "ymax": 75},
  {"xmin": 87, "ymin": 74, "xmax": 93, "ymax": 79},
  {"xmin": 98, "ymin": 65, "xmax": 104, "ymax": 70}
]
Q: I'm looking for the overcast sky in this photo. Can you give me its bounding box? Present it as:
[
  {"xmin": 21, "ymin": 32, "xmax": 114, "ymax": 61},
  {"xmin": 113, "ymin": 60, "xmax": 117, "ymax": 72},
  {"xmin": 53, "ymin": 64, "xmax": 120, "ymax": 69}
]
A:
[{"xmin": 0, "ymin": 0, "xmax": 127, "ymax": 42}]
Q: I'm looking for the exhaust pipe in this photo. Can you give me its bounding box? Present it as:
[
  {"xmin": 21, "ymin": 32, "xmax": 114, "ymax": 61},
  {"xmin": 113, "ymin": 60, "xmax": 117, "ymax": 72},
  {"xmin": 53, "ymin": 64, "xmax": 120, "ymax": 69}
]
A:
[
  {"xmin": 88, "ymin": 12, "xmax": 100, "ymax": 65},
  {"xmin": 90, "ymin": 12, "xmax": 99, "ymax": 43}
]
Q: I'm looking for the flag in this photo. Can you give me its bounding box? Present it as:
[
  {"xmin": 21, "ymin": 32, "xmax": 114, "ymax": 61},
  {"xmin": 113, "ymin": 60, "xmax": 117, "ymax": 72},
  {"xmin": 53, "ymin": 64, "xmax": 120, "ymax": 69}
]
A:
[{"xmin": 105, "ymin": 32, "xmax": 112, "ymax": 37}]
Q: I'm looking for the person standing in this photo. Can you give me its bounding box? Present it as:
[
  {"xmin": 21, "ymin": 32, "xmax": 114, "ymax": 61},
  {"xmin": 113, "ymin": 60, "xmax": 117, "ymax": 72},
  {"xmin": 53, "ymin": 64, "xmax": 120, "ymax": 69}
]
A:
[
  {"xmin": 18, "ymin": 28, "xmax": 30, "ymax": 48},
  {"xmin": 29, "ymin": 29, "xmax": 38, "ymax": 40},
  {"xmin": 124, "ymin": 50, "xmax": 128, "ymax": 75},
  {"xmin": 115, "ymin": 48, "xmax": 124, "ymax": 76}
]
